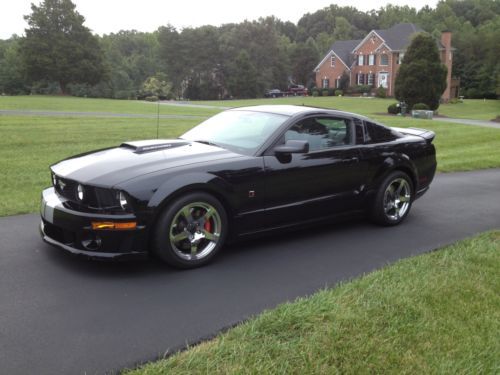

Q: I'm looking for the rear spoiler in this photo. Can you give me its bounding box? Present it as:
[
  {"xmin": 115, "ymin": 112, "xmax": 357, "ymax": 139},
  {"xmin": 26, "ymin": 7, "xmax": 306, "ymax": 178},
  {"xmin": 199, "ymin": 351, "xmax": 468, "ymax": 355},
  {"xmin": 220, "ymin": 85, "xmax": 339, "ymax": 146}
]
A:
[{"xmin": 392, "ymin": 127, "xmax": 435, "ymax": 143}]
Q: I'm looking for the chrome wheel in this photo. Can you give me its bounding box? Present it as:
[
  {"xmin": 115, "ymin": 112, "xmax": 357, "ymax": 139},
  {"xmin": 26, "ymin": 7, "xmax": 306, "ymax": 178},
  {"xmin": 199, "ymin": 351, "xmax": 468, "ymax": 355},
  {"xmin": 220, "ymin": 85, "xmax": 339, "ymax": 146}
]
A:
[
  {"xmin": 169, "ymin": 202, "xmax": 222, "ymax": 261},
  {"xmin": 383, "ymin": 178, "xmax": 411, "ymax": 221}
]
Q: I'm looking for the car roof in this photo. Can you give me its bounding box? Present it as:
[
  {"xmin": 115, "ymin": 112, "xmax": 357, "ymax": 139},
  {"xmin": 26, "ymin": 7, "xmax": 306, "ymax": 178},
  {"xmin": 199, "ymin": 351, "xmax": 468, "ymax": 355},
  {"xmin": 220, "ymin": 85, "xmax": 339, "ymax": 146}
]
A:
[{"xmin": 229, "ymin": 105, "xmax": 370, "ymax": 120}]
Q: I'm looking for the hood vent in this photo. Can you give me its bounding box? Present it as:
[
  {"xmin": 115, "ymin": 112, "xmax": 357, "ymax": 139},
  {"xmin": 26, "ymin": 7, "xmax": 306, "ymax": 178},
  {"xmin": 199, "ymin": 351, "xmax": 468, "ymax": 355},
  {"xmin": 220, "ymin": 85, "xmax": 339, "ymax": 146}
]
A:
[{"xmin": 120, "ymin": 140, "xmax": 190, "ymax": 154}]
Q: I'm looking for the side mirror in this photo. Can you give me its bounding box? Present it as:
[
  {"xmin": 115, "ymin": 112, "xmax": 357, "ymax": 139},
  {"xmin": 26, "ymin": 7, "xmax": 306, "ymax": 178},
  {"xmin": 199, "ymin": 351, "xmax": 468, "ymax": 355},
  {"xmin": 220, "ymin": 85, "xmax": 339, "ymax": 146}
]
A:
[{"xmin": 274, "ymin": 140, "xmax": 309, "ymax": 154}]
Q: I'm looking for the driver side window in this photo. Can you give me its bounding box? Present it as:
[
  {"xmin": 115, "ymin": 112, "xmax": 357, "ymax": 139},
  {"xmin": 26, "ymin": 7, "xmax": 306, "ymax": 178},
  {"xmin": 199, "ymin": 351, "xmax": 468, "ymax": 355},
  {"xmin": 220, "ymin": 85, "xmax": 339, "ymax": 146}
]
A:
[{"xmin": 284, "ymin": 117, "xmax": 351, "ymax": 152}]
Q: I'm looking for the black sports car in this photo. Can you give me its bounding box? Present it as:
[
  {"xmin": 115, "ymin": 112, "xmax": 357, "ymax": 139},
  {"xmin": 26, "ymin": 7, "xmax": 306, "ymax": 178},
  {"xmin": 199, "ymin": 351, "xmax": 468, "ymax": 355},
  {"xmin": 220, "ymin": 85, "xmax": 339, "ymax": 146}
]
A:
[{"xmin": 40, "ymin": 105, "xmax": 436, "ymax": 268}]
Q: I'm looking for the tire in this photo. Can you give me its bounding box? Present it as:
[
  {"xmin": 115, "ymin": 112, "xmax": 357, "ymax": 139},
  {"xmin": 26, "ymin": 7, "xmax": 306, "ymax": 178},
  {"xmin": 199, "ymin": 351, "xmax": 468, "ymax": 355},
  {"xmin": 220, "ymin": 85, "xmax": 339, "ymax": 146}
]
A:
[
  {"xmin": 153, "ymin": 192, "xmax": 228, "ymax": 268},
  {"xmin": 370, "ymin": 171, "xmax": 413, "ymax": 226}
]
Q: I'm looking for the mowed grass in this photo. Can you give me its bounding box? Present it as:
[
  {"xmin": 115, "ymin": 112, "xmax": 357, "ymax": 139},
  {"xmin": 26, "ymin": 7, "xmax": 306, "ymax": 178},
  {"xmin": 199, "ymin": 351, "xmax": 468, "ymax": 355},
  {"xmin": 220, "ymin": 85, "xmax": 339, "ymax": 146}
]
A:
[
  {"xmin": 193, "ymin": 96, "xmax": 500, "ymax": 120},
  {"xmin": 0, "ymin": 95, "xmax": 220, "ymax": 116},
  {"xmin": 127, "ymin": 231, "xmax": 500, "ymax": 374},
  {"xmin": 0, "ymin": 116, "xmax": 200, "ymax": 216}
]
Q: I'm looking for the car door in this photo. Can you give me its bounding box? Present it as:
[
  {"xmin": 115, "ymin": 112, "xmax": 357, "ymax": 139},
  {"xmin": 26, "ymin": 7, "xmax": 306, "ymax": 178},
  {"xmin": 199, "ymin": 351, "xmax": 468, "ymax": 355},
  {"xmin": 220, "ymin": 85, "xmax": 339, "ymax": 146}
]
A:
[{"xmin": 262, "ymin": 115, "xmax": 366, "ymax": 228}]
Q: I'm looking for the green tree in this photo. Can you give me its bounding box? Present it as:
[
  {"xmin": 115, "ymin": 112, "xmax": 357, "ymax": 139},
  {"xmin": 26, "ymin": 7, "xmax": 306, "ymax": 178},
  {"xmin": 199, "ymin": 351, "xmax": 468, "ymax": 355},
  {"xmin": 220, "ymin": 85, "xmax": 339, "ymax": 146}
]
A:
[
  {"xmin": 290, "ymin": 37, "xmax": 320, "ymax": 86},
  {"xmin": 395, "ymin": 33, "xmax": 447, "ymax": 110},
  {"xmin": 20, "ymin": 0, "xmax": 106, "ymax": 94},
  {"xmin": 227, "ymin": 50, "xmax": 258, "ymax": 98},
  {"xmin": 141, "ymin": 74, "xmax": 172, "ymax": 99},
  {"xmin": 0, "ymin": 37, "xmax": 28, "ymax": 94}
]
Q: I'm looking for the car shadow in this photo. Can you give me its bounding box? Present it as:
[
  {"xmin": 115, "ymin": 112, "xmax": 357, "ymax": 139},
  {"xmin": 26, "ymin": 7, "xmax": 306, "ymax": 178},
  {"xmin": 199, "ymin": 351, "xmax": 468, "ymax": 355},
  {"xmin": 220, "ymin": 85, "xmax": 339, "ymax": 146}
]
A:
[{"xmin": 40, "ymin": 215, "xmax": 393, "ymax": 279}]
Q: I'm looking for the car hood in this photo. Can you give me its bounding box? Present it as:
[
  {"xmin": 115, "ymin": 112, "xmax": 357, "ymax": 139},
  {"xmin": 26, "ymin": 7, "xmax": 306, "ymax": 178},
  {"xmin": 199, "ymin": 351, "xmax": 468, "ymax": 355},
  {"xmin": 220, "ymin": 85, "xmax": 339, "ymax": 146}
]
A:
[{"xmin": 51, "ymin": 139, "xmax": 242, "ymax": 186}]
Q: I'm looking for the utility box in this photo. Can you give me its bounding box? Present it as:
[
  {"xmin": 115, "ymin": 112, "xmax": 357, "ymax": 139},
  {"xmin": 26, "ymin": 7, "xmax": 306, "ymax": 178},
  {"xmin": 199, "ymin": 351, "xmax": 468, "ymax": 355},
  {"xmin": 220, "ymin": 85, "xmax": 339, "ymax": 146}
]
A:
[{"xmin": 412, "ymin": 110, "xmax": 433, "ymax": 119}]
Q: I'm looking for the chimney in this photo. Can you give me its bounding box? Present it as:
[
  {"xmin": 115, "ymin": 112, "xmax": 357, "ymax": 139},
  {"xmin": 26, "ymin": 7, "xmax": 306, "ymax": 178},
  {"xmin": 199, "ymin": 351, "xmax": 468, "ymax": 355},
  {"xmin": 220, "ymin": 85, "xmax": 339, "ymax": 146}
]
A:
[{"xmin": 440, "ymin": 31, "xmax": 453, "ymax": 101}]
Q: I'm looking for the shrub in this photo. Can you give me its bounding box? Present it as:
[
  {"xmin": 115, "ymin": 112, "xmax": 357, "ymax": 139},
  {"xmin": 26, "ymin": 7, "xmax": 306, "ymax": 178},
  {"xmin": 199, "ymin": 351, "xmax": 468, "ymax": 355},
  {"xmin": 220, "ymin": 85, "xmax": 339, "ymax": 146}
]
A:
[
  {"xmin": 322, "ymin": 89, "xmax": 329, "ymax": 96},
  {"xmin": 375, "ymin": 86, "xmax": 387, "ymax": 98},
  {"xmin": 334, "ymin": 89, "xmax": 343, "ymax": 96},
  {"xmin": 312, "ymin": 89, "xmax": 319, "ymax": 97},
  {"xmin": 412, "ymin": 102, "xmax": 430, "ymax": 110},
  {"xmin": 328, "ymin": 88, "xmax": 335, "ymax": 96},
  {"xmin": 388, "ymin": 103, "xmax": 401, "ymax": 114},
  {"xmin": 145, "ymin": 95, "xmax": 159, "ymax": 102}
]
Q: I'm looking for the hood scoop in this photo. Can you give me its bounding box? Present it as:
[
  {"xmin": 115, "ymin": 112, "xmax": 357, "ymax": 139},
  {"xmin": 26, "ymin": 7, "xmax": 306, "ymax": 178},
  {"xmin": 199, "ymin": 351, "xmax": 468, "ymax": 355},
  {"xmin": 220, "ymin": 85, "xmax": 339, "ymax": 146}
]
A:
[{"xmin": 120, "ymin": 139, "xmax": 190, "ymax": 154}]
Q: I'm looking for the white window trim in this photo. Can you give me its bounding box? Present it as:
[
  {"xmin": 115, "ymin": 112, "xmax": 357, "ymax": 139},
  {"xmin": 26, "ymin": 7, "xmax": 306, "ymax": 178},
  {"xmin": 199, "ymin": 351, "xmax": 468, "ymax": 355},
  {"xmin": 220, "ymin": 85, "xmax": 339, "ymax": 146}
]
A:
[{"xmin": 368, "ymin": 54, "xmax": 375, "ymax": 66}]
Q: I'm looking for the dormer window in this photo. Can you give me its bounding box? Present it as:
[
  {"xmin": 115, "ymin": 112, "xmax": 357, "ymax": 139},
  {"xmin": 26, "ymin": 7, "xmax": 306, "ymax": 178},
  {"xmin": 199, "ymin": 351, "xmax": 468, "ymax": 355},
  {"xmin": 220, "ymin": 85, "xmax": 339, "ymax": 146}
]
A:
[{"xmin": 331, "ymin": 55, "xmax": 336, "ymax": 67}]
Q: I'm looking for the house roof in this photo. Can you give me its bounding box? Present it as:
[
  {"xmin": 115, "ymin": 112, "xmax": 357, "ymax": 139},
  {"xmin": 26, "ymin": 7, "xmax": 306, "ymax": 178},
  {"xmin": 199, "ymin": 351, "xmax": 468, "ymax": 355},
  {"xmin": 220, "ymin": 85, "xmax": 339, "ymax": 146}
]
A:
[
  {"xmin": 374, "ymin": 23, "xmax": 426, "ymax": 51},
  {"xmin": 330, "ymin": 39, "xmax": 362, "ymax": 67}
]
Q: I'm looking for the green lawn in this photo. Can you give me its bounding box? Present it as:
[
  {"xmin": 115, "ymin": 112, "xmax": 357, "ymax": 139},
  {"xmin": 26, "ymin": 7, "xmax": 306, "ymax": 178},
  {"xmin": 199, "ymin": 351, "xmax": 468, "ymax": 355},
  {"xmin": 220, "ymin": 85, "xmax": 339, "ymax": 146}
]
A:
[
  {"xmin": 192, "ymin": 96, "xmax": 500, "ymax": 120},
  {"xmin": 0, "ymin": 95, "xmax": 499, "ymax": 216},
  {"xmin": 127, "ymin": 231, "xmax": 500, "ymax": 374},
  {"xmin": 0, "ymin": 95, "xmax": 220, "ymax": 116}
]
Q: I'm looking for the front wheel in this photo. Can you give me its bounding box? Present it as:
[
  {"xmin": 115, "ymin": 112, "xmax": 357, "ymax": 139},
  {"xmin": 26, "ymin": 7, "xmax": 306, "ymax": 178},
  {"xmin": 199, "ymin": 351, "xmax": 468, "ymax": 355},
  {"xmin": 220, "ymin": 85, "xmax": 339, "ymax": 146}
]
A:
[
  {"xmin": 153, "ymin": 192, "xmax": 228, "ymax": 268},
  {"xmin": 371, "ymin": 171, "xmax": 413, "ymax": 226}
]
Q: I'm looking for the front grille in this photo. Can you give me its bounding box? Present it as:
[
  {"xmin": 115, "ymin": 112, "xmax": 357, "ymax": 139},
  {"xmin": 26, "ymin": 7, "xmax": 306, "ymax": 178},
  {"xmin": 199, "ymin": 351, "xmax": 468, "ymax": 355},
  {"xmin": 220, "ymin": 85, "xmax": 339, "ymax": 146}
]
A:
[{"xmin": 52, "ymin": 174, "xmax": 120, "ymax": 210}]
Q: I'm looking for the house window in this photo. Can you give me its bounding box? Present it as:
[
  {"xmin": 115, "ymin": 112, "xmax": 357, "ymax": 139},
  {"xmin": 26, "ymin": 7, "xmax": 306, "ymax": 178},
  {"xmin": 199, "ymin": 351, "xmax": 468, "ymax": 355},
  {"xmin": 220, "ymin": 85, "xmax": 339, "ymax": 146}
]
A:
[
  {"xmin": 357, "ymin": 73, "xmax": 365, "ymax": 85},
  {"xmin": 358, "ymin": 55, "xmax": 364, "ymax": 66},
  {"xmin": 397, "ymin": 52, "xmax": 405, "ymax": 64},
  {"xmin": 367, "ymin": 73, "xmax": 375, "ymax": 86},
  {"xmin": 335, "ymin": 79, "xmax": 340, "ymax": 88},
  {"xmin": 322, "ymin": 78, "xmax": 330, "ymax": 88},
  {"xmin": 330, "ymin": 56, "xmax": 336, "ymax": 67},
  {"xmin": 368, "ymin": 54, "xmax": 375, "ymax": 66},
  {"xmin": 380, "ymin": 54, "xmax": 389, "ymax": 66}
]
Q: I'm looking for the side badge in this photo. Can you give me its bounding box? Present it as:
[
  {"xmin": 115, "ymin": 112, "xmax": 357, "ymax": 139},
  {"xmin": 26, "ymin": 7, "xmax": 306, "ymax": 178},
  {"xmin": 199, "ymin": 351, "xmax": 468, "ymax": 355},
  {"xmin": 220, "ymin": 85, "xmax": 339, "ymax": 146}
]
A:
[{"xmin": 248, "ymin": 190, "xmax": 255, "ymax": 198}]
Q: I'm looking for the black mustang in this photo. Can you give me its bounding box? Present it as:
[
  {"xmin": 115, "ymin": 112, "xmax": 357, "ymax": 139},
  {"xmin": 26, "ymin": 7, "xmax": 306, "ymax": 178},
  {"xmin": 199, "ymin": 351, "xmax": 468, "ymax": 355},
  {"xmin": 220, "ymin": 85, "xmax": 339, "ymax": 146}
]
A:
[{"xmin": 40, "ymin": 105, "xmax": 436, "ymax": 268}]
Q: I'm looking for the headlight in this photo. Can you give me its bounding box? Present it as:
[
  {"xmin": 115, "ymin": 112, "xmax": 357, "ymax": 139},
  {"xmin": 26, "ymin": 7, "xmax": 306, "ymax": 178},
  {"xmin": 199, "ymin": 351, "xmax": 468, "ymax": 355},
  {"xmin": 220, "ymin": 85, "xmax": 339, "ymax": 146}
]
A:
[
  {"xmin": 118, "ymin": 191, "xmax": 128, "ymax": 210},
  {"xmin": 77, "ymin": 184, "xmax": 85, "ymax": 201}
]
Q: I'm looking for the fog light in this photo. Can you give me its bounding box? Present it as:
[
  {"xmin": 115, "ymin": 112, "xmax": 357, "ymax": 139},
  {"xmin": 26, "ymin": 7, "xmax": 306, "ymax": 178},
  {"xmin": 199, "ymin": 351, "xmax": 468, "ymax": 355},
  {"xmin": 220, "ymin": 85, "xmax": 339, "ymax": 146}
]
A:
[{"xmin": 81, "ymin": 233, "xmax": 102, "ymax": 251}]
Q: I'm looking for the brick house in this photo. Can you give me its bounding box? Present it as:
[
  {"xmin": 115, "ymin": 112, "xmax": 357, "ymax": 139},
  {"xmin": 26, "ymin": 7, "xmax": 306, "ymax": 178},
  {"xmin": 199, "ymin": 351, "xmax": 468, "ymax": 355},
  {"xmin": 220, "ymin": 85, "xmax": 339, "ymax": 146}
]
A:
[{"xmin": 314, "ymin": 23, "xmax": 455, "ymax": 101}]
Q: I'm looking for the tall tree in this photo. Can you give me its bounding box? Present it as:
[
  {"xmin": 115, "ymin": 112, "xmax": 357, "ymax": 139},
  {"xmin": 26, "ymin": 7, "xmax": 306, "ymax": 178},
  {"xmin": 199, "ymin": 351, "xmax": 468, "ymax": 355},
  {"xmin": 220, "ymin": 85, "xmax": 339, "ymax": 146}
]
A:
[
  {"xmin": 20, "ymin": 0, "xmax": 105, "ymax": 94},
  {"xmin": 395, "ymin": 33, "xmax": 448, "ymax": 110}
]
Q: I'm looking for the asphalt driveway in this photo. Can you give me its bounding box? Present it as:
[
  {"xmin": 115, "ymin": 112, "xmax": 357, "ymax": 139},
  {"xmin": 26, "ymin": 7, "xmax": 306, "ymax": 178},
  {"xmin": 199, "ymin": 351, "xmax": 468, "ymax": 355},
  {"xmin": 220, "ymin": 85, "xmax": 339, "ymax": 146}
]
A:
[{"xmin": 0, "ymin": 169, "xmax": 499, "ymax": 374}]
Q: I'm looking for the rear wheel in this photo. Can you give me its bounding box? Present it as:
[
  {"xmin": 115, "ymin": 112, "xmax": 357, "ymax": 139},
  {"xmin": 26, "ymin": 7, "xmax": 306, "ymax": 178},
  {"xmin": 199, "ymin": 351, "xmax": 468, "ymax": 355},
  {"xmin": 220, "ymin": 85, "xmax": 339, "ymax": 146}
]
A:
[
  {"xmin": 153, "ymin": 192, "xmax": 227, "ymax": 268},
  {"xmin": 371, "ymin": 171, "xmax": 413, "ymax": 226}
]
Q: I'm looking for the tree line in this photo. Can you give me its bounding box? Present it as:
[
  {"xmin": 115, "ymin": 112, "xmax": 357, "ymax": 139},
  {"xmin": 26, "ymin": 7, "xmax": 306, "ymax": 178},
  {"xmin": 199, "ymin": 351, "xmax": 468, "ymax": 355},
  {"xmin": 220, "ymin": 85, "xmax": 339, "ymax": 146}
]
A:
[{"xmin": 0, "ymin": 0, "xmax": 498, "ymax": 100}]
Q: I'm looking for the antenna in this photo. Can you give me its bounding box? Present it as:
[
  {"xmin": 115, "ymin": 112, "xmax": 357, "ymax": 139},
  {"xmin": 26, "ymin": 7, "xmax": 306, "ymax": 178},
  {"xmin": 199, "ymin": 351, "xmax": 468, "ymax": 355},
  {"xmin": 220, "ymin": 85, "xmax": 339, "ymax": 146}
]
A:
[{"xmin": 156, "ymin": 99, "xmax": 160, "ymax": 139}]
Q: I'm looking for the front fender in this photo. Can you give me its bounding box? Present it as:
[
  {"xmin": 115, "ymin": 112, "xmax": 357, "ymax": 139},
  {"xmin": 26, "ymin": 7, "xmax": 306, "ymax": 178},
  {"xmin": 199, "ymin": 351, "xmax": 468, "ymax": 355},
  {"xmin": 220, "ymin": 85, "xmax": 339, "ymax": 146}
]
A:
[{"xmin": 148, "ymin": 172, "xmax": 233, "ymax": 209}]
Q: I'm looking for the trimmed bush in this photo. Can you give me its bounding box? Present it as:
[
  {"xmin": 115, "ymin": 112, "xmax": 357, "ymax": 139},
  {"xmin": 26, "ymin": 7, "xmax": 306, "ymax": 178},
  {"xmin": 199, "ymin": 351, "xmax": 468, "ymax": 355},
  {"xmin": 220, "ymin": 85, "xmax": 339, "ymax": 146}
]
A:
[
  {"xmin": 412, "ymin": 102, "xmax": 430, "ymax": 110},
  {"xmin": 388, "ymin": 103, "xmax": 401, "ymax": 114},
  {"xmin": 375, "ymin": 86, "xmax": 387, "ymax": 98},
  {"xmin": 145, "ymin": 95, "xmax": 159, "ymax": 102},
  {"xmin": 334, "ymin": 89, "xmax": 343, "ymax": 96},
  {"xmin": 322, "ymin": 89, "xmax": 329, "ymax": 96},
  {"xmin": 312, "ymin": 89, "xmax": 319, "ymax": 97}
]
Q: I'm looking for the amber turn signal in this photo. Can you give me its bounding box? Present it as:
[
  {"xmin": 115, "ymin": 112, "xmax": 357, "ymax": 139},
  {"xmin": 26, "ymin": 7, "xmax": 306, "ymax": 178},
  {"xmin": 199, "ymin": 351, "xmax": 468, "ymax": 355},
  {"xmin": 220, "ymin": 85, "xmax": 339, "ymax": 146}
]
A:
[{"xmin": 91, "ymin": 221, "xmax": 137, "ymax": 230}]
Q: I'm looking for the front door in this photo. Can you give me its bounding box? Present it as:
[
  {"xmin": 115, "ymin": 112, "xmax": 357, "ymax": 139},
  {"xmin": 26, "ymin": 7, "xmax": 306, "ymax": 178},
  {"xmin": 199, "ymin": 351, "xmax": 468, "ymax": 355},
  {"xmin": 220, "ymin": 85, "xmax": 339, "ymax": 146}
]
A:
[
  {"xmin": 378, "ymin": 72, "xmax": 389, "ymax": 88},
  {"xmin": 262, "ymin": 116, "xmax": 365, "ymax": 228}
]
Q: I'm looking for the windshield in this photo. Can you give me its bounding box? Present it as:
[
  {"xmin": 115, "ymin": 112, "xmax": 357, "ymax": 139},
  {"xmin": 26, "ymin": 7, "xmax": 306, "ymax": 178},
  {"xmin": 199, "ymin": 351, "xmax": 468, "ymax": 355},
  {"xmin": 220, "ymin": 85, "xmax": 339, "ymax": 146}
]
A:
[{"xmin": 180, "ymin": 110, "xmax": 289, "ymax": 155}]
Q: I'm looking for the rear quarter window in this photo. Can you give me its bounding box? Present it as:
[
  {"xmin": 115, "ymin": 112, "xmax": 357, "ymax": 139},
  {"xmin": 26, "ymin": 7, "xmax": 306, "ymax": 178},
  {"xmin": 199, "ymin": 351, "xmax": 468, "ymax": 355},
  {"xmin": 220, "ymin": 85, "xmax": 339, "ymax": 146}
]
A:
[{"xmin": 364, "ymin": 121, "xmax": 398, "ymax": 143}]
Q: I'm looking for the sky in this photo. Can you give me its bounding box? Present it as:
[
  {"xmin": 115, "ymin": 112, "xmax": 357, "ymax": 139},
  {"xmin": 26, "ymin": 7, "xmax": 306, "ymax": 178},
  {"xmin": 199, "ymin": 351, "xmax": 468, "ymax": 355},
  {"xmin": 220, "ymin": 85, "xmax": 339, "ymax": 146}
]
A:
[{"xmin": 0, "ymin": 0, "xmax": 439, "ymax": 39}]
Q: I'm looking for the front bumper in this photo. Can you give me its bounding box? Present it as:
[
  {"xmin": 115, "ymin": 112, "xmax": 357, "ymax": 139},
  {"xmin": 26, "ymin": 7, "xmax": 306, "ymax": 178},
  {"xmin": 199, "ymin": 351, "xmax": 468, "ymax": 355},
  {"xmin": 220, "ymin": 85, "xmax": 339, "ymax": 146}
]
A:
[{"xmin": 40, "ymin": 187, "xmax": 149, "ymax": 260}]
